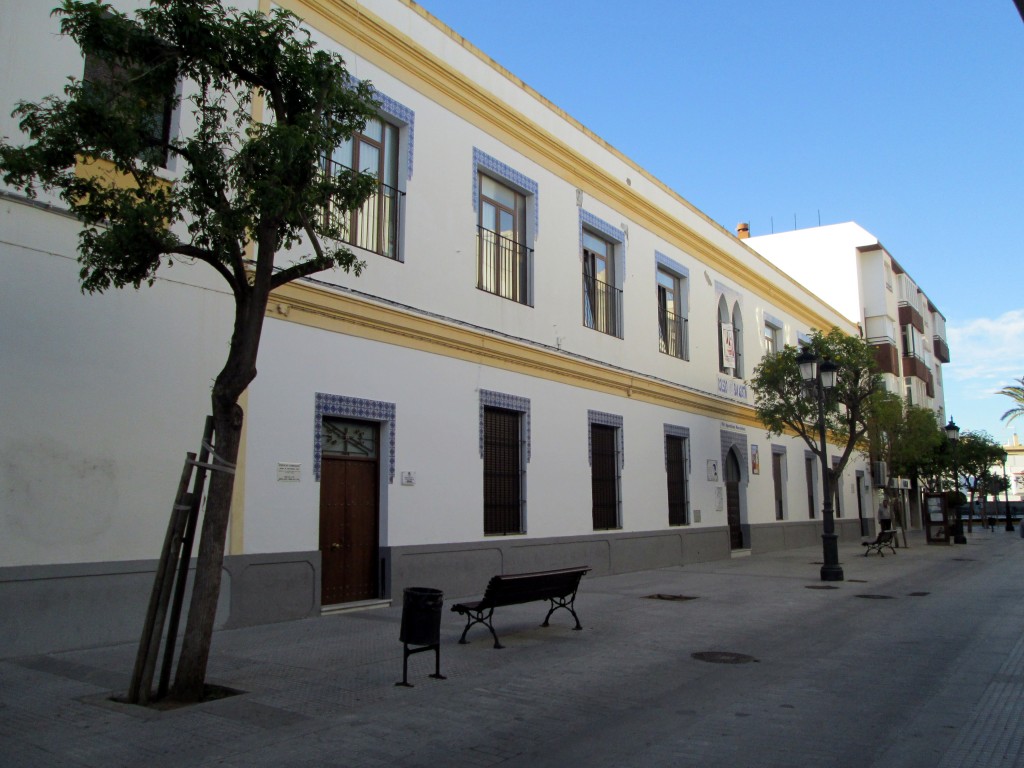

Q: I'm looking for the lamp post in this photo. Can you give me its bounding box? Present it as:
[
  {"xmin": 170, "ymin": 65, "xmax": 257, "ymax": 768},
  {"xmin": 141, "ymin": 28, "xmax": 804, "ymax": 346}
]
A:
[
  {"xmin": 797, "ymin": 350, "xmax": 844, "ymax": 582},
  {"xmin": 945, "ymin": 418, "xmax": 966, "ymax": 544}
]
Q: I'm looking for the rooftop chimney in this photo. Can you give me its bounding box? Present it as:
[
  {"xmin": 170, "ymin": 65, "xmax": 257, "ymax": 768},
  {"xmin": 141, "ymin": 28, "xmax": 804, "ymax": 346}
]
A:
[{"xmin": 736, "ymin": 222, "xmax": 750, "ymax": 240}]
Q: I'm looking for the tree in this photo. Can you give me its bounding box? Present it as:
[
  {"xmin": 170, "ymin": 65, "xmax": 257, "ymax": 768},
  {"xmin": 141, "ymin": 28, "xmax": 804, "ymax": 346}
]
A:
[
  {"xmin": 867, "ymin": 392, "xmax": 945, "ymax": 530},
  {"xmin": 0, "ymin": 1, "xmax": 380, "ymax": 701},
  {"xmin": 998, "ymin": 377, "xmax": 1024, "ymax": 426},
  {"xmin": 751, "ymin": 327, "xmax": 882, "ymax": 502},
  {"xmin": 952, "ymin": 431, "xmax": 1004, "ymax": 533}
]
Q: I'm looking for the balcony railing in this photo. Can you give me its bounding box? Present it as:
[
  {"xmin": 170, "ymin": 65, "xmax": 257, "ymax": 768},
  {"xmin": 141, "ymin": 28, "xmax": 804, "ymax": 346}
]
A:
[
  {"xmin": 583, "ymin": 273, "xmax": 622, "ymax": 338},
  {"xmin": 477, "ymin": 226, "xmax": 531, "ymax": 305},
  {"xmin": 321, "ymin": 161, "xmax": 404, "ymax": 261},
  {"xmin": 658, "ymin": 307, "xmax": 688, "ymax": 360}
]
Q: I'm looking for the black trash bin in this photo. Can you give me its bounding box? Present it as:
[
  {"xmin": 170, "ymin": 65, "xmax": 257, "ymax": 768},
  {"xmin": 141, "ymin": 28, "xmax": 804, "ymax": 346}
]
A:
[
  {"xmin": 399, "ymin": 587, "xmax": 443, "ymax": 646},
  {"xmin": 397, "ymin": 587, "xmax": 445, "ymax": 687}
]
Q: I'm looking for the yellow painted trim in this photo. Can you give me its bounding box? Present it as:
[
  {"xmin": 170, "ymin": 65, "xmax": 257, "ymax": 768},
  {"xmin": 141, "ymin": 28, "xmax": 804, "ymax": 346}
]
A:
[
  {"xmin": 268, "ymin": 280, "xmax": 766, "ymax": 429},
  {"xmin": 270, "ymin": 0, "xmax": 843, "ymax": 332}
]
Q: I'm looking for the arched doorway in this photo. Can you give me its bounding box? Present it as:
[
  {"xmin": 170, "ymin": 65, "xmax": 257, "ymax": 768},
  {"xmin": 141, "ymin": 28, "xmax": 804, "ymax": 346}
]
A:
[{"xmin": 725, "ymin": 449, "xmax": 744, "ymax": 549}]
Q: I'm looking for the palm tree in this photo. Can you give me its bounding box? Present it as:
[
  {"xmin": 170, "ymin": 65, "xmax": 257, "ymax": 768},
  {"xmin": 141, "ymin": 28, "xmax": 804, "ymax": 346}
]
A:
[{"xmin": 998, "ymin": 377, "xmax": 1024, "ymax": 425}]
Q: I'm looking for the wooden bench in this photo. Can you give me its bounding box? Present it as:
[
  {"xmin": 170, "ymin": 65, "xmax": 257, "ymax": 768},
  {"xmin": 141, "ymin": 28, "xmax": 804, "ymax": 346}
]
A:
[
  {"xmin": 451, "ymin": 566, "xmax": 591, "ymax": 649},
  {"xmin": 862, "ymin": 529, "xmax": 897, "ymax": 557}
]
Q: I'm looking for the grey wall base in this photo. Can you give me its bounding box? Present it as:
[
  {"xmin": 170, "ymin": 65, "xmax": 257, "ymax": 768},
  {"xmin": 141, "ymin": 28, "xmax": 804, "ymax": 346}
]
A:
[
  {"xmin": 748, "ymin": 518, "xmax": 867, "ymax": 553},
  {"xmin": 385, "ymin": 527, "xmax": 733, "ymax": 601},
  {"xmin": 0, "ymin": 551, "xmax": 320, "ymax": 659},
  {"xmin": 1, "ymin": 521, "xmax": 879, "ymax": 658}
]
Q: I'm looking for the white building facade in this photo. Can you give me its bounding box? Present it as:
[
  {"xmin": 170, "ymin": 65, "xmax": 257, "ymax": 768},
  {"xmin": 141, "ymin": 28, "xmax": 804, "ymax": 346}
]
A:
[
  {"xmin": 1, "ymin": 0, "xmax": 870, "ymax": 656},
  {"xmin": 745, "ymin": 222, "xmax": 951, "ymax": 528}
]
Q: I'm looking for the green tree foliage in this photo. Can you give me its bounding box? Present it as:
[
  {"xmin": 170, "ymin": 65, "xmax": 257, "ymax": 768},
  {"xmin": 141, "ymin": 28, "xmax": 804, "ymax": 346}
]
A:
[
  {"xmin": 752, "ymin": 327, "xmax": 882, "ymax": 481},
  {"xmin": 868, "ymin": 394, "xmax": 944, "ymax": 484},
  {"xmin": 998, "ymin": 377, "xmax": 1024, "ymax": 426},
  {"xmin": 0, "ymin": 1, "xmax": 381, "ymax": 701},
  {"xmin": 952, "ymin": 431, "xmax": 1005, "ymax": 530}
]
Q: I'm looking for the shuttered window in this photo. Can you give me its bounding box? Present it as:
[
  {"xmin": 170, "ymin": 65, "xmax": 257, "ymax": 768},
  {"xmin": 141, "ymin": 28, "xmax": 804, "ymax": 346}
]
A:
[
  {"xmin": 806, "ymin": 457, "xmax": 816, "ymax": 519},
  {"xmin": 483, "ymin": 406, "xmax": 524, "ymax": 535},
  {"xmin": 666, "ymin": 435, "xmax": 689, "ymax": 526},
  {"xmin": 591, "ymin": 424, "xmax": 620, "ymax": 530}
]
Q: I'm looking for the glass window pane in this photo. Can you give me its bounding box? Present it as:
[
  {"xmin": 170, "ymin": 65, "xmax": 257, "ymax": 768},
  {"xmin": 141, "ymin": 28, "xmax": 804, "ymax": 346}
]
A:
[
  {"xmin": 359, "ymin": 142, "xmax": 380, "ymax": 177},
  {"xmin": 383, "ymin": 123, "xmax": 398, "ymax": 187},
  {"xmin": 583, "ymin": 231, "xmax": 609, "ymax": 258},
  {"xmin": 331, "ymin": 137, "xmax": 353, "ymax": 168},
  {"xmin": 363, "ymin": 117, "xmax": 383, "ymax": 142},
  {"xmin": 321, "ymin": 418, "xmax": 378, "ymax": 458},
  {"xmin": 481, "ymin": 175, "xmax": 516, "ymax": 209}
]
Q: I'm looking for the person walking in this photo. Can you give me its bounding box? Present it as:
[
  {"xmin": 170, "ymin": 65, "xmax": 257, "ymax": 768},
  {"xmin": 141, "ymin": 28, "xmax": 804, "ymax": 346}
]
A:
[{"xmin": 878, "ymin": 498, "xmax": 892, "ymax": 532}]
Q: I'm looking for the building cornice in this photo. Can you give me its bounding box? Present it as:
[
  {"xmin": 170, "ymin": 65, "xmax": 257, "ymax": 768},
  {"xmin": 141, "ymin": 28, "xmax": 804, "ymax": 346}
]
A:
[
  {"xmin": 269, "ymin": 0, "xmax": 843, "ymax": 334},
  {"xmin": 268, "ymin": 278, "xmax": 766, "ymax": 429}
]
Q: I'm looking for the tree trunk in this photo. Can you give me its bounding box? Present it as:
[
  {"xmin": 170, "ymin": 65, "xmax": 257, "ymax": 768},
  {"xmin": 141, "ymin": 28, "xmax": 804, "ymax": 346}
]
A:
[
  {"xmin": 170, "ymin": 286, "xmax": 266, "ymax": 702},
  {"xmin": 169, "ymin": 399, "xmax": 244, "ymax": 701}
]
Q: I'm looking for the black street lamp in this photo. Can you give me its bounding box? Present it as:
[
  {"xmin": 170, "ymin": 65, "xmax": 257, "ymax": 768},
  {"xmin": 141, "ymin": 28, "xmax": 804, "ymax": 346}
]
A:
[
  {"xmin": 945, "ymin": 418, "xmax": 967, "ymax": 544},
  {"xmin": 797, "ymin": 350, "xmax": 844, "ymax": 582}
]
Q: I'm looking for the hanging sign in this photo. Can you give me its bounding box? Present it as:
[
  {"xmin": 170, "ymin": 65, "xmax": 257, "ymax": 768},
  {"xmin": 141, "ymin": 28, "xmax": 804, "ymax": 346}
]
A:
[{"xmin": 721, "ymin": 323, "xmax": 735, "ymax": 368}]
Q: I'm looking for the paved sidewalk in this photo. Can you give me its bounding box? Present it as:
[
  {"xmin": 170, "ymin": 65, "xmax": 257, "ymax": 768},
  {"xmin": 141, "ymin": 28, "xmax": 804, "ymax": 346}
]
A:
[{"xmin": 2, "ymin": 529, "xmax": 1024, "ymax": 767}]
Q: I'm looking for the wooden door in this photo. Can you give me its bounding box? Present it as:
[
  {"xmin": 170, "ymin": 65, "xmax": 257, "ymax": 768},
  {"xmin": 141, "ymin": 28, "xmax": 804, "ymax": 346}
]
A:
[
  {"xmin": 319, "ymin": 419, "xmax": 380, "ymax": 604},
  {"xmin": 725, "ymin": 450, "xmax": 743, "ymax": 549}
]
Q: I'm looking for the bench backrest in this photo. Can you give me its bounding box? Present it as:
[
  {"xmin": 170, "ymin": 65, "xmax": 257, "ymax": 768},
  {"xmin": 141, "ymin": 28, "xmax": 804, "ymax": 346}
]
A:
[{"xmin": 479, "ymin": 567, "xmax": 589, "ymax": 609}]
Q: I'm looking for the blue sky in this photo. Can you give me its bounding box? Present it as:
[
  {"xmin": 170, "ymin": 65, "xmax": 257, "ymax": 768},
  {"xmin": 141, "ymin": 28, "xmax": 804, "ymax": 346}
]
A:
[{"xmin": 415, "ymin": 0, "xmax": 1024, "ymax": 444}]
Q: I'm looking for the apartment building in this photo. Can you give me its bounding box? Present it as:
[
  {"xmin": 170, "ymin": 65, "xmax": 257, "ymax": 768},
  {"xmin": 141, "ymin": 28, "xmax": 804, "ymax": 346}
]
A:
[
  {"xmin": 0, "ymin": 0, "xmax": 869, "ymax": 656},
  {"xmin": 745, "ymin": 222, "xmax": 950, "ymax": 420}
]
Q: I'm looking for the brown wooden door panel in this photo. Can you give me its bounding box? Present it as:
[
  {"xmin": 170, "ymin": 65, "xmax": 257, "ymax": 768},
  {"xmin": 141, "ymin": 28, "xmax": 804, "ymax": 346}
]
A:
[{"xmin": 320, "ymin": 457, "xmax": 379, "ymax": 604}]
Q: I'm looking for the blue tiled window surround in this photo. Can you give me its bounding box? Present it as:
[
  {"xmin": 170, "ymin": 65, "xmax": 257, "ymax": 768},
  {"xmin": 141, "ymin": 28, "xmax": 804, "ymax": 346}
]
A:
[
  {"xmin": 479, "ymin": 390, "xmax": 531, "ymax": 462},
  {"xmin": 370, "ymin": 88, "xmax": 415, "ymax": 180},
  {"xmin": 314, "ymin": 393, "xmax": 396, "ymax": 483},
  {"xmin": 588, "ymin": 410, "xmax": 624, "ymax": 469},
  {"xmin": 580, "ymin": 210, "xmax": 626, "ymax": 271},
  {"xmin": 472, "ymin": 148, "xmax": 539, "ymax": 239}
]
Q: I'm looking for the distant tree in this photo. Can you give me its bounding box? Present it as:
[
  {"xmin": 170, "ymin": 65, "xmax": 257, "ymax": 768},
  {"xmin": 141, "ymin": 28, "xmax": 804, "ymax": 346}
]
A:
[
  {"xmin": 0, "ymin": 1, "xmax": 380, "ymax": 702},
  {"xmin": 952, "ymin": 431, "xmax": 1005, "ymax": 532},
  {"xmin": 998, "ymin": 377, "xmax": 1024, "ymax": 426},
  {"xmin": 752, "ymin": 327, "xmax": 882, "ymax": 504},
  {"xmin": 867, "ymin": 393, "xmax": 944, "ymax": 527}
]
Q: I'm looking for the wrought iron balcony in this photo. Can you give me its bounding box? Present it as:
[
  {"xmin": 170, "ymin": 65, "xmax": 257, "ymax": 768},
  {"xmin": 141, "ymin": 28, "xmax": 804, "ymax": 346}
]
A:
[
  {"xmin": 321, "ymin": 161, "xmax": 404, "ymax": 261},
  {"xmin": 582, "ymin": 273, "xmax": 622, "ymax": 338},
  {"xmin": 658, "ymin": 307, "xmax": 688, "ymax": 360},
  {"xmin": 477, "ymin": 226, "xmax": 532, "ymax": 305}
]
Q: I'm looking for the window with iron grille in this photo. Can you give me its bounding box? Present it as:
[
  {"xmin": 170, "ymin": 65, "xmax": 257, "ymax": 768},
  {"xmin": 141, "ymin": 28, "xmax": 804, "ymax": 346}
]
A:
[
  {"xmin": 322, "ymin": 117, "xmax": 404, "ymax": 260},
  {"xmin": 483, "ymin": 406, "xmax": 525, "ymax": 535},
  {"xmin": 805, "ymin": 455, "xmax": 817, "ymax": 519},
  {"xmin": 658, "ymin": 269, "xmax": 688, "ymax": 360},
  {"xmin": 772, "ymin": 449, "xmax": 786, "ymax": 521},
  {"xmin": 832, "ymin": 461, "xmax": 843, "ymax": 518},
  {"xmin": 590, "ymin": 423, "xmax": 621, "ymax": 530},
  {"xmin": 478, "ymin": 174, "xmax": 531, "ymax": 304},
  {"xmin": 666, "ymin": 434, "xmax": 689, "ymax": 526},
  {"xmin": 583, "ymin": 231, "xmax": 622, "ymax": 337}
]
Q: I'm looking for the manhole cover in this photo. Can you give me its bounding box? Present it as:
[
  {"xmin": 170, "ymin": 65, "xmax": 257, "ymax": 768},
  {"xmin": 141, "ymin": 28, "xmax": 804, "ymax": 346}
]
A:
[
  {"xmin": 645, "ymin": 594, "xmax": 698, "ymax": 601},
  {"xmin": 907, "ymin": 591, "xmax": 930, "ymax": 597},
  {"xmin": 805, "ymin": 585, "xmax": 839, "ymax": 590},
  {"xmin": 848, "ymin": 579, "xmax": 868, "ymax": 583},
  {"xmin": 856, "ymin": 594, "xmax": 894, "ymax": 600},
  {"xmin": 952, "ymin": 558, "xmax": 976, "ymax": 562},
  {"xmin": 692, "ymin": 651, "xmax": 758, "ymax": 665}
]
